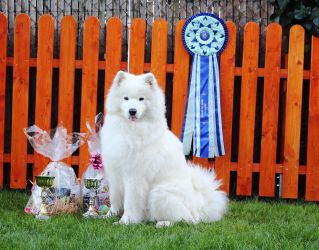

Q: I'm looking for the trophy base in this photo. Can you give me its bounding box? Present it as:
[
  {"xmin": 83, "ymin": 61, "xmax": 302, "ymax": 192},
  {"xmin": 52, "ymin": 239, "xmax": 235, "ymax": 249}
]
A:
[
  {"xmin": 83, "ymin": 208, "xmax": 99, "ymax": 218},
  {"xmin": 36, "ymin": 214, "xmax": 50, "ymax": 221}
]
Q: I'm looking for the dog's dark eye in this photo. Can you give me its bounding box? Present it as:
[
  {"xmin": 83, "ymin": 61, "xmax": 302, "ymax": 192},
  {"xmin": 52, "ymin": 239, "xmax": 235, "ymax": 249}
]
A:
[
  {"xmin": 139, "ymin": 97, "xmax": 144, "ymax": 101},
  {"xmin": 124, "ymin": 97, "xmax": 129, "ymax": 100}
]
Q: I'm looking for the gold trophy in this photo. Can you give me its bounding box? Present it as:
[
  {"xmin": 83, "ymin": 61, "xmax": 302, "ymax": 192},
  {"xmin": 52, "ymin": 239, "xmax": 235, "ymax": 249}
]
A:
[
  {"xmin": 83, "ymin": 178, "xmax": 103, "ymax": 218},
  {"xmin": 35, "ymin": 176, "xmax": 55, "ymax": 220}
]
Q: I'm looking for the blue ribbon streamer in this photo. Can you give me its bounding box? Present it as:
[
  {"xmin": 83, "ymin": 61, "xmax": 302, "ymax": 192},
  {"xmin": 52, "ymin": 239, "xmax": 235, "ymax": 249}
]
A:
[{"xmin": 181, "ymin": 54, "xmax": 225, "ymax": 158}]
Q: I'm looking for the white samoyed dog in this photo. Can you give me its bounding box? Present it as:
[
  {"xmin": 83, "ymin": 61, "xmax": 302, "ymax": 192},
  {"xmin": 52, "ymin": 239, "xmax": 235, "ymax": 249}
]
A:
[{"xmin": 101, "ymin": 71, "xmax": 228, "ymax": 227}]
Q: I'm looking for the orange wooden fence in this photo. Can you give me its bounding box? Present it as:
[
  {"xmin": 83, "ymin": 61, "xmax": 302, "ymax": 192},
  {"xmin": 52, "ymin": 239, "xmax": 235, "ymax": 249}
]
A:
[{"xmin": 0, "ymin": 13, "xmax": 319, "ymax": 201}]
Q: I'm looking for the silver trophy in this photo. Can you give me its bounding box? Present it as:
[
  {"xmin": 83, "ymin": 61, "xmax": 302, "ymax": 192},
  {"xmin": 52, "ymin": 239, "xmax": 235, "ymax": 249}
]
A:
[
  {"xmin": 83, "ymin": 178, "xmax": 103, "ymax": 218},
  {"xmin": 35, "ymin": 176, "xmax": 55, "ymax": 220}
]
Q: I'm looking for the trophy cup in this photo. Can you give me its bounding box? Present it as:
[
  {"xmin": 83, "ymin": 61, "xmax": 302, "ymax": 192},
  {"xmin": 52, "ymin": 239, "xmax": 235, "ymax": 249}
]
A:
[
  {"xmin": 35, "ymin": 176, "xmax": 55, "ymax": 220},
  {"xmin": 83, "ymin": 178, "xmax": 103, "ymax": 218}
]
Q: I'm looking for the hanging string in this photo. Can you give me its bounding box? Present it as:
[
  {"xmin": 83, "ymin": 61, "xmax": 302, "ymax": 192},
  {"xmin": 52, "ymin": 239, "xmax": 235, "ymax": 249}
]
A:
[{"xmin": 127, "ymin": 0, "xmax": 132, "ymax": 72}]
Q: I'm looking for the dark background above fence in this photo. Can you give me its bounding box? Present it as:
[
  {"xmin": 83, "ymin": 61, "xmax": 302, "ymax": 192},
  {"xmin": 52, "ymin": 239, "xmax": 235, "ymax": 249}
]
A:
[{"xmin": 0, "ymin": 0, "xmax": 273, "ymax": 62}]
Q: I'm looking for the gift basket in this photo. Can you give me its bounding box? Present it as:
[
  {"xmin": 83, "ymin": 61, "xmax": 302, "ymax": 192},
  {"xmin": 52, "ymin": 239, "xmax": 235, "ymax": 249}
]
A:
[
  {"xmin": 82, "ymin": 113, "xmax": 110, "ymax": 216},
  {"xmin": 24, "ymin": 125, "xmax": 85, "ymax": 217}
]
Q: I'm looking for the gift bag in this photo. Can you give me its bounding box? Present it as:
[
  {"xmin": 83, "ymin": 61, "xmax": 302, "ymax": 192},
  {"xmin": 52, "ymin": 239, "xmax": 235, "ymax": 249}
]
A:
[
  {"xmin": 24, "ymin": 125, "xmax": 85, "ymax": 215},
  {"xmin": 82, "ymin": 113, "xmax": 110, "ymax": 215}
]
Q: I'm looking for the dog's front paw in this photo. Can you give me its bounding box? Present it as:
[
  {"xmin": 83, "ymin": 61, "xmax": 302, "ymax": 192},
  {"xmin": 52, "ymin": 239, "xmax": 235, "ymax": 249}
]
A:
[
  {"xmin": 115, "ymin": 214, "xmax": 141, "ymax": 225},
  {"xmin": 118, "ymin": 215, "xmax": 132, "ymax": 225}
]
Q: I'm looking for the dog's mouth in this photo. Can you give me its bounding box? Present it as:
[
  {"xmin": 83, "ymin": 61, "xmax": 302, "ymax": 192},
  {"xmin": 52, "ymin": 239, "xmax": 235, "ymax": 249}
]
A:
[{"xmin": 128, "ymin": 115, "xmax": 138, "ymax": 122}]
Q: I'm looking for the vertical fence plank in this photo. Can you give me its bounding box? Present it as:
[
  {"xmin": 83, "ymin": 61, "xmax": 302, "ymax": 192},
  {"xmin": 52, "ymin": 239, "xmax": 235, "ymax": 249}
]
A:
[
  {"xmin": 10, "ymin": 14, "xmax": 30, "ymax": 189},
  {"xmin": 259, "ymin": 23, "xmax": 282, "ymax": 197},
  {"xmin": 176, "ymin": 13, "xmax": 209, "ymax": 168},
  {"xmin": 280, "ymin": 55, "xmax": 288, "ymax": 165},
  {"xmin": 0, "ymin": 13, "xmax": 7, "ymax": 187},
  {"xmin": 129, "ymin": 18, "xmax": 146, "ymax": 74},
  {"xmin": 58, "ymin": 16, "xmax": 77, "ymax": 167},
  {"xmin": 282, "ymin": 25, "xmax": 304, "ymax": 199},
  {"xmin": 214, "ymin": 21, "xmax": 236, "ymax": 193},
  {"xmin": 170, "ymin": 20, "xmax": 207, "ymax": 165},
  {"xmin": 58, "ymin": 16, "xmax": 77, "ymax": 133},
  {"xmin": 34, "ymin": 15, "xmax": 54, "ymax": 177},
  {"xmin": 306, "ymin": 36, "xmax": 319, "ymax": 201},
  {"xmin": 237, "ymin": 22, "xmax": 259, "ymax": 196},
  {"xmin": 79, "ymin": 17, "xmax": 100, "ymax": 177},
  {"xmin": 150, "ymin": 19, "xmax": 168, "ymax": 91},
  {"xmin": 105, "ymin": 17, "xmax": 122, "ymax": 98},
  {"xmin": 171, "ymin": 20, "xmax": 189, "ymax": 138}
]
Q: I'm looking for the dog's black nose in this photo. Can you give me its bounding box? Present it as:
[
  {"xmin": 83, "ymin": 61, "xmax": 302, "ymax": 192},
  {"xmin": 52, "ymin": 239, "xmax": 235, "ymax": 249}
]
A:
[{"xmin": 129, "ymin": 108, "xmax": 137, "ymax": 116}]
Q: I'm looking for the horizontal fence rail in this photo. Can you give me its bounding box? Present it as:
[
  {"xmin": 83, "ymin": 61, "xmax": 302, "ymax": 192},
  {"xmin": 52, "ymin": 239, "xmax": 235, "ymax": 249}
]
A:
[{"xmin": 0, "ymin": 13, "xmax": 318, "ymax": 201}]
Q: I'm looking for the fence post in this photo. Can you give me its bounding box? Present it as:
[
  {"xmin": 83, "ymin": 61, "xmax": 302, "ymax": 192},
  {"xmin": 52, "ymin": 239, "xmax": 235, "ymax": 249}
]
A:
[
  {"xmin": 10, "ymin": 14, "xmax": 30, "ymax": 189},
  {"xmin": 34, "ymin": 15, "xmax": 54, "ymax": 177},
  {"xmin": 0, "ymin": 13, "xmax": 7, "ymax": 188},
  {"xmin": 306, "ymin": 36, "xmax": 319, "ymax": 201},
  {"xmin": 79, "ymin": 16, "xmax": 100, "ymax": 177},
  {"xmin": 237, "ymin": 22, "xmax": 260, "ymax": 196},
  {"xmin": 259, "ymin": 23, "xmax": 282, "ymax": 197},
  {"xmin": 282, "ymin": 25, "xmax": 305, "ymax": 199},
  {"xmin": 214, "ymin": 21, "xmax": 237, "ymax": 194}
]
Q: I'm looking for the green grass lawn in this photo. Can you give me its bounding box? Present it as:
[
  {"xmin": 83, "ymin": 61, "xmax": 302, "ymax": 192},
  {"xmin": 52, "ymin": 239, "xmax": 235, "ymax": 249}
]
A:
[{"xmin": 0, "ymin": 190, "xmax": 319, "ymax": 250}]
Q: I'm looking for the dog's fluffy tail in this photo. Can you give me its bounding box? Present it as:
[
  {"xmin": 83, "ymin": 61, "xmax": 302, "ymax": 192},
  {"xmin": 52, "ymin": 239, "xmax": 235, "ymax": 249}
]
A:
[{"xmin": 188, "ymin": 162, "xmax": 228, "ymax": 222}]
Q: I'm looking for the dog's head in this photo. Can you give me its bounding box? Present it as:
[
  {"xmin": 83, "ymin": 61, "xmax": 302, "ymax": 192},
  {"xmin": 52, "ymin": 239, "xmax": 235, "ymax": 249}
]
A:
[{"xmin": 106, "ymin": 71, "xmax": 165, "ymax": 123}]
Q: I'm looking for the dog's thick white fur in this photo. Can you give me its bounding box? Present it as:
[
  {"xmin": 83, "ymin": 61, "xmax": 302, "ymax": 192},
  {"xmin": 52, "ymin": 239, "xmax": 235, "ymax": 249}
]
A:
[{"xmin": 101, "ymin": 71, "xmax": 228, "ymax": 227}]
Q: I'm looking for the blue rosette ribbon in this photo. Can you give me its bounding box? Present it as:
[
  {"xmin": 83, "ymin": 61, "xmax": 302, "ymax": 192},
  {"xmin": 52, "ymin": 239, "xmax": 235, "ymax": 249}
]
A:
[{"xmin": 181, "ymin": 13, "xmax": 228, "ymax": 158}]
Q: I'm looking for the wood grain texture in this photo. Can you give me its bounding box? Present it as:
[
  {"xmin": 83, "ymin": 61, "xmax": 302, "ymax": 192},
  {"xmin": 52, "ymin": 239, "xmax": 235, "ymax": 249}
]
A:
[
  {"xmin": 58, "ymin": 16, "xmax": 77, "ymax": 131},
  {"xmin": 34, "ymin": 15, "xmax": 54, "ymax": 177},
  {"xmin": 214, "ymin": 21, "xmax": 236, "ymax": 193},
  {"xmin": 104, "ymin": 17, "xmax": 122, "ymax": 100},
  {"xmin": 58, "ymin": 16, "xmax": 77, "ymax": 166},
  {"xmin": 237, "ymin": 22, "xmax": 259, "ymax": 196},
  {"xmin": 129, "ymin": 18, "xmax": 146, "ymax": 74},
  {"xmin": 10, "ymin": 14, "xmax": 30, "ymax": 188},
  {"xmin": 282, "ymin": 25, "xmax": 304, "ymax": 199},
  {"xmin": 259, "ymin": 23, "xmax": 282, "ymax": 197},
  {"xmin": 171, "ymin": 20, "xmax": 190, "ymax": 138},
  {"xmin": 305, "ymin": 36, "xmax": 319, "ymax": 201},
  {"xmin": 280, "ymin": 55, "xmax": 288, "ymax": 164},
  {"xmin": 78, "ymin": 16, "xmax": 100, "ymax": 177},
  {"xmin": 0, "ymin": 13, "xmax": 7, "ymax": 187},
  {"xmin": 150, "ymin": 19, "xmax": 168, "ymax": 91}
]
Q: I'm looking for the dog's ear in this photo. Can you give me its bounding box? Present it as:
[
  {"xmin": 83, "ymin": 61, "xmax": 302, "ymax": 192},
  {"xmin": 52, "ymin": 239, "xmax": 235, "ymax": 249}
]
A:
[
  {"xmin": 113, "ymin": 71, "xmax": 126, "ymax": 86},
  {"xmin": 144, "ymin": 73, "xmax": 157, "ymax": 87}
]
